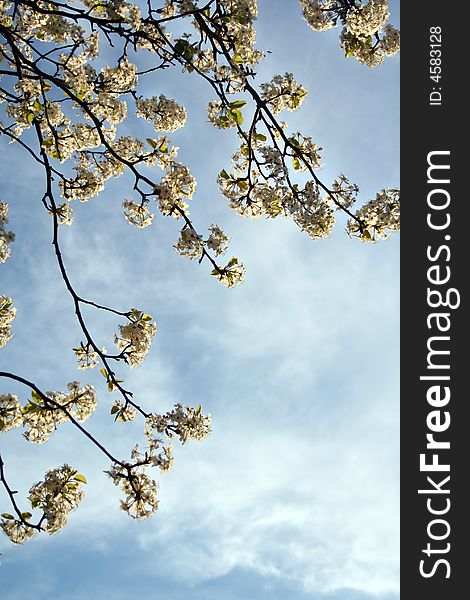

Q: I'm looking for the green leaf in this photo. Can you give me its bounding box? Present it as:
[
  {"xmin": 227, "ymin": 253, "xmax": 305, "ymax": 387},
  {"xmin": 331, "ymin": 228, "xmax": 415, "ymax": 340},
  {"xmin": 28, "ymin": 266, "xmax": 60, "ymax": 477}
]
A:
[
  {"xmin": 254, "ymin": 133, "xmax": 267, "ymax": 142},
  {"xmin": 100, "ymin": 368, "xmax": 108, "ymax": 378},
  {"xmin": 227, "ymin": 257, "xmax": 238, "ymax": 268},
  {"xmin": 174, "ymin": 39, "xmax": 190, "ymax": 55},
  {"xmin": 33, "ymin": 99, "xmax": 43, "ymax": 111},
  {"xmin": 229, "ymin": 100, "xmax": 246, "ymax": 109},
  {"xmin": 31, "ymin": 390, "xmax": 42, "ymax": 404},
  {"xmin": 227, "ymin": 109, "xmax": 243, "ymax": 126},
  {"xmin": 111, "ymin": 405, "xmax": 120, "ymax": 415},
  {"xmin": 292, "ymin": 156, "xmax": 301, "ymax": 171},
  {"xmin": 142, "ymin": 313, "xmax": 153, "ymax": 321},
  {"xmin": 107, "ymin": 382, "xmax": 115, "ymax": 392},
  {"xmin": 147, "ymin": 138, "xmax": 157, "ymax": 149},
  {"xmin": 21, "ymin": 512, "xmax": 32, "ymax": 519},
  {"xmin": 1, "ymin": 514, "xmax": 14, "ymax": 520},
  {"xmin": 220, "ymin": 169, "xmax": 230, "ymax": 180},
  {"xmin": 26, "ymin": 112, "xmax": 35, "ymax": 123},
  {"xmin": 73, "ymin": 473, "xmax": 87, "ymax": 484},
  {"xmin": 232, "ymin": 54, "xmax": 244, "ymax": 64},
  {"xmin": 235, "ymin": 14, "xmax": 250, "ymax": 25}
]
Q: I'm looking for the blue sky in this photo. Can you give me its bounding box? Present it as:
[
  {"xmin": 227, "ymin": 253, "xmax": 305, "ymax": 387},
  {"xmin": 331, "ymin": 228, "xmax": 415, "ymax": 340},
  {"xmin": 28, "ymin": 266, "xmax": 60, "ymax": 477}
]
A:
[{"xmin": 0, "ymin": 1, "xmax": 400, "ymax": 598}]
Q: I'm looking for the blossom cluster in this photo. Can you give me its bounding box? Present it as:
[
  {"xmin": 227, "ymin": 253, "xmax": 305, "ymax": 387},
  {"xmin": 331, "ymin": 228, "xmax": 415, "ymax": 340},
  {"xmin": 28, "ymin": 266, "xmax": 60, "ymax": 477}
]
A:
[
  {"xmin": 1, "ymin": 464, "xmax": 86, "ymax": 543},
  {"xmin": 347, "ymin": 188, "xmax": 400, "ymax": 242},
  {"xmin": 136, "ymin": 95, "xmax": 187, "ymax": 132},
  {"xmin": 22, "ymin": 382, "xmax": 97, "ymax": 443},
  {"xmin": 260, "ymin": 73, "xmax": 308, "ymax": 114},
  {"xmin": 299, "ymin": 0, "xmax": 336, "ymax": 32},
  {"xmin": 211, "ymin": 256, "xmax": 246, "ymax": 288},
  {"xmin": 0, "ymin": 516, "xmax": 36, "ymax": 544},
  {"xmin": 156, "ymin": 161, "xmax": 197, "ymax": 217},
  {"xmin": 122, "ymin": 199, "xmax": 155, "ymax": 228},
  {"xmin": 0, "ymin": 202, "xmax": 15, "ymax": 263},
  {"xmin": 207, "ymin": 225, "xmax": 230, "ymax": 256},
  {"xmin": 73, "ymin": 342, "xmax": 106, "ymax": 370},
  {"xmin": 105, "ymin": 401, "xmax": 212, "ymax": 519},
  {"xmin": 174, "ymin": 226, "xmax": 204, "ymax": 259},
  {"xmin": 0, "ymin": 295, "xmax": 16, "ymax": 349},
  {"xmin": 115, "ymin": 308, "xmax": 157, "ymax": 367},
  {"xmin": 145, "ymin": 403, "xmax": 212, "ymax": 445},
  {"xmin": 173, "ymin": 224, "xmax": 230, "ymax": 261},
  {"xmin": 0, "ymin": 393, "xmax": 23, "ymax": 432},
  {"xmin": 104, "ymin": 402, "xmax": 211, "ymax": 519},
  {"xmin": 106, "ymin": 463, "xmax": 159, "ymax": 520},
  {"xmin": 29, "ymin": 464, "xmax": 86, "ymax": 534},
  {"xmin": 190, "ymin": 0, "xmax": 263, "ymax": 73},
  {"xmin": 216, "ymin": 128, "xmax": 336, "ymax": 240},
  {"xmin": 0, "ymin": 382, "xmax": 96, "ymax": 442},
  {"xmin": 345, "ymin": 0, "xmax": 389, "ymax": 37},
  {"xmin": 327, "ymin": 173, "xmax": 359, "ymax": 210},
  {"xmin": 299, "ymin": 0, "xmax": 400, "ymax": 67},
  {"xmin": 111, "ymin": 400, "xmax": 137, "ymax": 422}
]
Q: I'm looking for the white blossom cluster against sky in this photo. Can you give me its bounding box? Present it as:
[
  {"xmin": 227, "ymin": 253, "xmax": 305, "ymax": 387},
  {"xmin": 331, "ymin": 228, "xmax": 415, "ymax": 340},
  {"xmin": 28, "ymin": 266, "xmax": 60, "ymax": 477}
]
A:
[{"xmin": 0, "ymin": 1, "xmax": 399, "ymax": 598}]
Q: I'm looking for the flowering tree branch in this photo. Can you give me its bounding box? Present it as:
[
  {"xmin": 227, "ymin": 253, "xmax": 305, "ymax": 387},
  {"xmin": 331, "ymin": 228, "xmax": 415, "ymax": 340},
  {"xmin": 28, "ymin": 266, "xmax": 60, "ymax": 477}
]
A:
[{"xmin": 0, "ymin": 0, "xmax": 399, "ymax": 546}]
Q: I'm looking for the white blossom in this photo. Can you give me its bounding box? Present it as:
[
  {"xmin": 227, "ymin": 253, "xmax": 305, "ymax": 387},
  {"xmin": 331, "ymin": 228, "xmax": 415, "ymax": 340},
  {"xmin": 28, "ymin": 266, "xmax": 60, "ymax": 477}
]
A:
[
  {"xmin": 122, "ymin": 199, "xmax": 154, "ymax": 228},
  {"xmin": 115, "ymin": 308, "xmax": 157, "ymax": 367},
  {"xmin": 100, "ymin": 60, "xmax": 138, "ymax": 95},
  {"xmin": 28, "ymin": 464, "xmax": 86, "ymax": 535},
  {"xmin": 0, "ymin": 393, "xmax": 23, "ymax": 432},
  {"xmin": 0, "ymin": 518, "xmax": 36, "ymax": 544},
  {"xmin": 293, "ymin": 181, "xmax": 335, "ymax": 240},
  {"xmin": 380, "ymin": 24, "xmax": 400, "ymax": 57},
  {"xmin": 207, "ymin": 225, "xmax": 230, "ymax": 256},
  {"xmin": 327, "ymin": 174, "xmax": 359, "ymax": 210},
  {"xmin": 50, "ymin": 203, "xmax": 74, "ymax": 226},
  {"xmin": 106, "ymin": 463, "xmax": 159, "ymax": 519},
  {"xmin": 347, "ymin": 188, "xmax": 400, "ymax": 242},
  {"xmin": 23, "ymin": 382, "xmax": 97, "ymax": 443},
  {"xmin": 345, "ymin": 0, "xmax": 390, "ymax": 38},
  {"xmin": 73, "ymin": 343, "xmax": 102, "ymax": 370},
  {"xmin": 0, "ymin": 202, "xmax": 15, "ymax": 262},
  {"xmin": 145, "ymin": 403, "xmax": 211, "ymax": 445},
  {"xmin": 0, "ymin": 295, "xmax": 16, "ymax": 349},
  {"xmin": 111, "ymin": 400, "xmax": 137, "ymax": 422},
  {"xmin": 299, "ymin": 0, "xmax": 336, "ymax": 32},
  {"xmin": 156, "ymin": 161, "xmax": 196, "ymax": 217},
  {"xmin": 174, "ymin": 226, "xmax": 204, "ymax": 260},
  {"xmin": 136, "ymin": 95, "xmax": 187, "ymax": 132},
  {"xmin": 211, "ymin": 256, "xmax": 246, "ymax": 288},
  {"xmin": 260, "ymin": 73, "xmax": 308, "ymax": 114}
]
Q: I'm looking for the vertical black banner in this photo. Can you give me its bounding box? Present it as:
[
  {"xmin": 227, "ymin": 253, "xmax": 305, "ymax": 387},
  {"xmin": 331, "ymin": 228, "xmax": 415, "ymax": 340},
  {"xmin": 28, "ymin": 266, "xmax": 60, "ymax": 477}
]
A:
[{"xmin": 401, "ymin": 2, "xmax": 469, "ymax": 598}]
